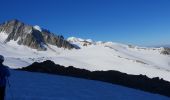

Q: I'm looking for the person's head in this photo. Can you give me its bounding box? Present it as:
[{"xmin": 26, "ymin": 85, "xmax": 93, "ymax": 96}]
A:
[{"xmin": 0, "ymin": 55, "xmax": 4, "ymax": 64}]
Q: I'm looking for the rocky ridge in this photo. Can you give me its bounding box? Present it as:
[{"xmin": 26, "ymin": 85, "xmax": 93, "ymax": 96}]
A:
[{"xmin": 0, "ymin": 19, "xmax": 78, "ymax": 50}]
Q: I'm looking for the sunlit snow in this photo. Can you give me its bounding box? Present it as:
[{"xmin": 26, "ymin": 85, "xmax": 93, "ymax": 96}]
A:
[
  {"xmin": 33, "ymin": 25, "xmax": 42, "ymax": 32},
  {"xmin": 0, "ymin": 37, "xmax": 170, "ymax": 81}
]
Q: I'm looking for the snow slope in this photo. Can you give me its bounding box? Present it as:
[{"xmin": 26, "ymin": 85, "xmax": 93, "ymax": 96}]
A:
[
  {"xmin": 1, "ymin": 36, "xmax": 170, "ymax": 81},
  {"xmin": 6, "ymin": 70, "xmax": 170, "ymax": 100}
]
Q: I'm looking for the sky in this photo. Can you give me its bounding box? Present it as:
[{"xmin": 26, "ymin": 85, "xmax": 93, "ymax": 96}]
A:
[{"xmin": 0, "ymin": 0, "xmax": 170, "ymax": 46}]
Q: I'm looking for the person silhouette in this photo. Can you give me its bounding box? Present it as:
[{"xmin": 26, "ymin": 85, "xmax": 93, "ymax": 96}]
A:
[{"xmin": 0, "ymin": 55, "xmax": 10, "ymax": 100}]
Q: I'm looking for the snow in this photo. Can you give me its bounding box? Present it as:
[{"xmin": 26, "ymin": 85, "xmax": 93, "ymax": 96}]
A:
[
  {"xmin": 1, "ymin": 37, "xmax": 170, "ymax": 81},
  {"xmin": 0, "ymin": 31, "xmax": 8, "ymax": 43},
  {"xmin": 33, "ymin": 25, "xmax": 42, "ymax": 32},
  {"xmin": 86, "ymin": 39, "xmax": 93, "ymax": 43},
  {"xmin": 6, "ymin": 70, "xmax": 170, "ymax": 100},
  {"xmin": 67, "ymin": 37, "xmax": 95, "ymax": 48}
]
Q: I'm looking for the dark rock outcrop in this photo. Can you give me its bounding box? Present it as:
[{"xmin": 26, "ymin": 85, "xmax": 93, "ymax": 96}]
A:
[
  {"xmin": 0, "ymin": 19, "xmax": 78, "ymax": 50},
  {"xmin": 19, "ymin": 60, "xmax": 170, "ymax": 97},
  {"xmin": 161, "ymin": 48, "xmax": 170, "ymax": 55}
]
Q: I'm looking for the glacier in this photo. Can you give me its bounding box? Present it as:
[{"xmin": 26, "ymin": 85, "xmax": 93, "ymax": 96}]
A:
[{"xmin": 1, "ymin": 37, "xmax": 170, "ymax": 81}]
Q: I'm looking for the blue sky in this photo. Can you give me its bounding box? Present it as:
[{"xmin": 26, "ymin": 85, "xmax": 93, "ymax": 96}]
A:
[{"xmin": 0, "ymin": 0, "xmax": 170, "ymax": 46}]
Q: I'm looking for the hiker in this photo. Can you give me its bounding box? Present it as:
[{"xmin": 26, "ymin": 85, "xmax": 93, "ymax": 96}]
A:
[{"xmin": 0, "ymin": 55, "xmax": 10, "ymax": 100}]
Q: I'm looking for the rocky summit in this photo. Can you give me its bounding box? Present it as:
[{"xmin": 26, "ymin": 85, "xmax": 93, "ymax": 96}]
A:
[{"xmin": 0, "ymin": 19, "xmax": 78, "ymax": 50}]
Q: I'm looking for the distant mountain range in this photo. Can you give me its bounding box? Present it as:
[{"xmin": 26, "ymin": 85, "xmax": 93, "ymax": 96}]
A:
[{"xmin": 154, "ymin": 45, "xmax": 170, "ymax": 48}]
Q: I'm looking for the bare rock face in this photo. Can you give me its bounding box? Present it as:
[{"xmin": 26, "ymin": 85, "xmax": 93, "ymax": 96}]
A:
[
  {"xmin": 161, "ymin": 48, "xmax": 170, "ymax": 55},
  {"xmin": 0, "ymin": 19, "xmax": 78, "ymax": 50}
]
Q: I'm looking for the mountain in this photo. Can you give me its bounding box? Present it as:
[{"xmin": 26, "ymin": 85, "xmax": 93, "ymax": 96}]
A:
[
  {"xmin": 0, "ymin": 20, "xmax": 170, "ymax": 82},
  {"xmin": 161, "ymin": 48, "xmax": 170, "ymax": 55},
  {"xmin": 153, "ymin": 44, "xmax": 170, "ymax": 48},
  {"xmin": 0, "ymin": 19, "xmax": 78, "ymax": 50},
  {"xmin": 67, "ymin": 37, "xmax": 95, "ymax": 47},
  {"xmin": 6, "ymin": 70, "xmax": 170, "ymax": 100}
]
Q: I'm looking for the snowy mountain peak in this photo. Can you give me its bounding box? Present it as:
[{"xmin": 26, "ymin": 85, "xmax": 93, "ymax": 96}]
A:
[
  {"xmin": 33, "ymin": 25, "xmax": 42, "ymax": 32},
  {"xmin": 67, "ymin": 37, "xmax": 95, "ymax": 47},
  {"xmin": 67, "ymin": 37, "xmax": 128, "ymax": 48},
  {"xmin": 67, "ymin": 37, "xmax": 93, "ymax": 43},
  {"xmin": 67, "ymin": 37, "xmax": 83, "ymax": 42},
  {"xmin": 0, "ymin": 19, "xmax": 78, "ymax": 50}
]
